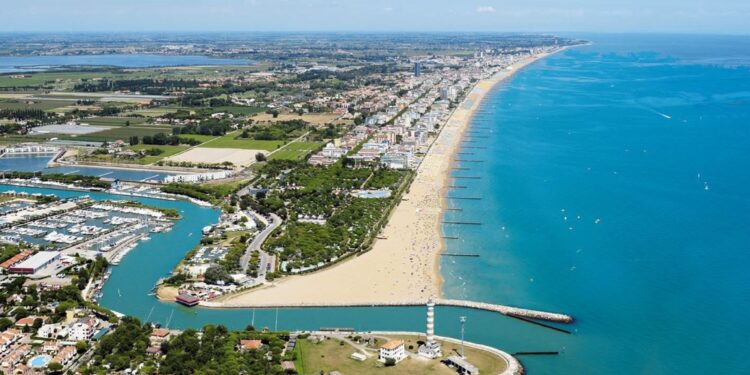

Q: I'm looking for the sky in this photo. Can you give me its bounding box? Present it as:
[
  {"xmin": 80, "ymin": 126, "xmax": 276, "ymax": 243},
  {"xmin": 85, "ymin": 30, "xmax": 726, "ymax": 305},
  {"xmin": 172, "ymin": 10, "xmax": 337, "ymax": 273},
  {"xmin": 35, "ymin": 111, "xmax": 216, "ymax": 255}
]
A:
[{"xmin": 3, "ymin": 0, "xmax": 749, "ymax": 34}]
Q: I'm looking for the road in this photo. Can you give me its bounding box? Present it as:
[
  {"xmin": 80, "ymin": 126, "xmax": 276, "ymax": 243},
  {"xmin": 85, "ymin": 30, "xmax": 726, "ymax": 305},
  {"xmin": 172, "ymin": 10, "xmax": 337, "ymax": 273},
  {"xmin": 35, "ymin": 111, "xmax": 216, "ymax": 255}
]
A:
[{"xmin": 240, "ymin": 213, "xmax": 281, "ymax": 273}]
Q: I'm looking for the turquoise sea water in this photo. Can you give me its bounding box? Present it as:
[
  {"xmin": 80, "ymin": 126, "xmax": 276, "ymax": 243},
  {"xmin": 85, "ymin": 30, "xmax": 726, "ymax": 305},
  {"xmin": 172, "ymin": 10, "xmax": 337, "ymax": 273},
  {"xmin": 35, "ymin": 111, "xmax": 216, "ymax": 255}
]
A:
[
  {"xmin": 0, "ymin": 54, "xmax": 252, "ymax": 73},
  {"xmin": 2, "ymin": 34, "xmax": 749, "ymax": 374},
  {"xmin": 443, "ymin": 34, "xmax": 750, "ymax": 373}
]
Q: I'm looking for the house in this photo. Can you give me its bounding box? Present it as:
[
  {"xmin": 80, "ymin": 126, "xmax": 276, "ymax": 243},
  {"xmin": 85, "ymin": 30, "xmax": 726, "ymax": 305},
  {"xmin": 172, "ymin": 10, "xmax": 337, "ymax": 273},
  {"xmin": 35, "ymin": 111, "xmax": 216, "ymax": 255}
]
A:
[
  {"xmin": 52, "ymin": 346, "xmax": 77, "ymax": 366},
  {"xmin": 237, "ymin": 339, "xmax": 263, "ymax": 352},
  {"xmin": 378, "ymin": 340, "xmax": 406, "ymax": 364},
  {"xmin": 149, "ymin": 328, "xmax": 171, "ymax": 346},
  {"xmin": 14, "ymin": 316, "xmax": 48, "ymax": 329},
  {"xmin": 443, "ymin": 355, "xmax": 480, "ymax": 375}
]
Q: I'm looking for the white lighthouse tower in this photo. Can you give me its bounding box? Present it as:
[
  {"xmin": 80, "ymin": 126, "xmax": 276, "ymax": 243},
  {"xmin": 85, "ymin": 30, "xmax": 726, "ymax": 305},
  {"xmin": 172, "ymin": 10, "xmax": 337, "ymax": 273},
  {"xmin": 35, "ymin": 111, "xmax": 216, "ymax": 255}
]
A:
[{"xmin": 418, "ymin": 297, "xmax": 442, "ymax": 358}]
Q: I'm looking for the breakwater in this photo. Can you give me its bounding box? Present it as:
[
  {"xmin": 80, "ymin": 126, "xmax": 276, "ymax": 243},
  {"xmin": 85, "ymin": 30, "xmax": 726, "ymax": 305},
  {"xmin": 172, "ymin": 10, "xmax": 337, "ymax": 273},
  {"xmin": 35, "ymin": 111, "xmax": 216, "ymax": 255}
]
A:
[{"xmin": 201, "ymin": 298, "xmax": 573, "ymax": 324}]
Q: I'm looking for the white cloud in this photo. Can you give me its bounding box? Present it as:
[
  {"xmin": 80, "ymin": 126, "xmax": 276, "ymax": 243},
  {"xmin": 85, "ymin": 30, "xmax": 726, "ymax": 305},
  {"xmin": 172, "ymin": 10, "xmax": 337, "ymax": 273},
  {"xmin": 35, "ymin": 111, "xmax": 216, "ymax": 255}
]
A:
[{"xmin": 476, "ymin": 5, "xmax": 496, "ymax": 13}]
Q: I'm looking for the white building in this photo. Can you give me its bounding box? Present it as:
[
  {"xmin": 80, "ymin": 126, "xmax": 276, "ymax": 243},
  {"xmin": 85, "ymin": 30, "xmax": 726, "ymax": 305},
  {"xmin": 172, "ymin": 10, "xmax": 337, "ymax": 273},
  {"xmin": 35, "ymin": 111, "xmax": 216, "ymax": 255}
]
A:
[
  {"xmin": 37, "ymin": 324, "xmax": 69, "ymax": 339},
  {"xmin": 68, "ymin": 322, "xmax": 94, "ymax": 341},
  {"xmin": 379, "ymin": 340, "xmax": 406, "ymax": 363}
]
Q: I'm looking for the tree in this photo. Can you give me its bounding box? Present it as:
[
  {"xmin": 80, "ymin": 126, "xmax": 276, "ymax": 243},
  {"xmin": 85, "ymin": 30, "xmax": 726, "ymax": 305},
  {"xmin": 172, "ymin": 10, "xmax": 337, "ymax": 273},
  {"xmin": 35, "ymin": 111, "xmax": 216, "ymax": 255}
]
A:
[
  {"xmin": 255, "ymin": 152, "xmax": 267, "ymax": 162},
  {"xmin": 384, "ymin": 357, "xmax": 396, "ymax": 367},
  {"xmin": 0, "ymin": 317, "xmax": 12, "ymax": 331},
  {"xmin": 204, "ymin": 265, "xmax": 231, "ymax": 285},
  {"xmin": 76, "ymin": 340, "xmax": 89, "ymax": 353},
  {"xmin": 125, "ymin": 120, "xmax": 131, "ymax": 127},
  {"xmin": 47, "ymin": 361, "xmax": 63, "ymax": 374}
]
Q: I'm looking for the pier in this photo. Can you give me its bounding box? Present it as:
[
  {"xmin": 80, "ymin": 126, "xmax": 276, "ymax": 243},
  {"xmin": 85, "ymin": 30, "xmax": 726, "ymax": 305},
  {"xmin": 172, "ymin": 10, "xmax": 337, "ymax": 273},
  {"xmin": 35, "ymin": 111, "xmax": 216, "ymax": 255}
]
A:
[
  {"xmin": 454, "ymin": 159, "xmax": 485, "ymax": 163},
  {"xmin": 441, "ymin": 253, "xmax": 480, "ymax": 257},
  {"xmin": 444, "ymin": 208, "xmax": 463, "ymax": 212},
  {"xmin": 447, "ymin": 185, "xmax": 466, "ymax": 189},
  {"xmin": 442, "ymin": 220, "xmax": 482, "ymax": 225},
  {"xmin": 441, "ymin": 236, "xmax": 459, "ymax": 239},
  {"xmin": 505, "ymin": 313, "xmax": 572, "ymax": 334},
  {"xmin": 451, "ymin": 167, "xmax": 470, "ymax": 171},
  {"xmin": 446, "ymin": 196, "xmax": 482, "ymax": 200},
  {"xmin": 462, "ymin": 146, "xmax": 488, "ymax": 149},
  {"xmin": 453, "ymin": 176, "xmax": 482, "ymax": 179}
]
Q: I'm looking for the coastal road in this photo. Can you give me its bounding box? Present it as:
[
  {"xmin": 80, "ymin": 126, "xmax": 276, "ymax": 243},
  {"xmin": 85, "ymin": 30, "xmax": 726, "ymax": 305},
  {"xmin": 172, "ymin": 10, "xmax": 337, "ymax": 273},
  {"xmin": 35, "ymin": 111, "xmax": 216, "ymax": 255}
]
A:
[{"xmin": 240, "ymin": 213, "xmax": 281, "ymax": 273}]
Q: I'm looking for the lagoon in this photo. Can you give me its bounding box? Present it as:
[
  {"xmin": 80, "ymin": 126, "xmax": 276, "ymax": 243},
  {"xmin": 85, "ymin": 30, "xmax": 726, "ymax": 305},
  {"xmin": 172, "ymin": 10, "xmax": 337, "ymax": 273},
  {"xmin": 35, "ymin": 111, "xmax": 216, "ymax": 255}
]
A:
[{"xmin": 0, "ymin": 54, "xmax": 253, "ymax": 73}]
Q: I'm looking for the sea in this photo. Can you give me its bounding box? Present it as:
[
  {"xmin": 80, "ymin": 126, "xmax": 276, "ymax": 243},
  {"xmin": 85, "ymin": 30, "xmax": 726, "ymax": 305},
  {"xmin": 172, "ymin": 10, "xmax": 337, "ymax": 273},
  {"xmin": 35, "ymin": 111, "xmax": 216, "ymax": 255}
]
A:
[
  {"xmin": 442, "ymin": 34, "xmax": 750, "ymax": 373},
  {"xmin": 1, "ymin": 34, "xmax": 749, "ymax": 374},
  {"xmin": 0, "ymin": 54, "xmax": 252, "ymax": 73}
]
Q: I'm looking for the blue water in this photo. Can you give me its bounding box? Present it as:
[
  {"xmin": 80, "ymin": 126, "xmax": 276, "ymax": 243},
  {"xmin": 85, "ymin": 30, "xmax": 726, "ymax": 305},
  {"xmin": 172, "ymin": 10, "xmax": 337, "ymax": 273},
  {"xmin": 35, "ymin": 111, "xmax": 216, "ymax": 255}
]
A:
[
  {"xmin": 0, "ymin": 54, "xmax": 252, "ymax": 73},
  {"xmin": 0, "ymin": 155, "xmax": 179, "ymax": 181},
  {"xmin": 442, "ymin": 34, "xmax": 750, "ymax": 373},
  {"xmin": 2, "ymin": 34, "xmax": 749, "ymax": 374}
]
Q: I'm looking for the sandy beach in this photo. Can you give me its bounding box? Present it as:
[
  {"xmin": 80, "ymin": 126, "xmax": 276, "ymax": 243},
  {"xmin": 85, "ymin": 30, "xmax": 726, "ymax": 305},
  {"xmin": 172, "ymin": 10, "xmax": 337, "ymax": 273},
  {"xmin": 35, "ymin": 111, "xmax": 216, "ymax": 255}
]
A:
[{"xmin": 214, "ymin": 52, "xmax": 552, "ymax": 307}]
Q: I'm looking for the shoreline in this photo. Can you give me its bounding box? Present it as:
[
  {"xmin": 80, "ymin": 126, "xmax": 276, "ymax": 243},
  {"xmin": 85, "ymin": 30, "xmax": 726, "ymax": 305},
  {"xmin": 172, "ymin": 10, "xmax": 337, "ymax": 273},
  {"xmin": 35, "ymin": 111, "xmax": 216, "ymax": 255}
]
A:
[
  {"xmin": 213, "ymin": 50, "xmax": 562, "ymax": 308},
  {"xmin": 434, "ymin": 48, "xmax": 568, "ymax": 292}
]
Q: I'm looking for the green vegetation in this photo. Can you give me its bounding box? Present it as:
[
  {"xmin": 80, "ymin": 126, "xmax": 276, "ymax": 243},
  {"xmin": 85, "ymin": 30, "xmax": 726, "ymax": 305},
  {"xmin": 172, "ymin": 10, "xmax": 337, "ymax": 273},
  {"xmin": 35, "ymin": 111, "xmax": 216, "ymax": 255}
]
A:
[
  {"xmin": 268, "ymin": 141, "xmax": 322, "ymax": 161},
  {"xmin": 114, "ymin": 200, "xmax": 181, "ymax": 219},
  {"xmin": 88, "ymin": 317, "xmax": 153, "ymax": 373},
  {"xmin": 240, "ymin": 119, "xmax": 308, "ymax": 141},
  {"xmin": 201, "ymin": 131, "xmax": 284, "ymax": 150},
  {"xmin": 242, "ymin": 160, "xmax": 410, "ymax": 269},
  {"xmin": 159, "ymin": 325, "xmax": 289, "ymax": 375}
]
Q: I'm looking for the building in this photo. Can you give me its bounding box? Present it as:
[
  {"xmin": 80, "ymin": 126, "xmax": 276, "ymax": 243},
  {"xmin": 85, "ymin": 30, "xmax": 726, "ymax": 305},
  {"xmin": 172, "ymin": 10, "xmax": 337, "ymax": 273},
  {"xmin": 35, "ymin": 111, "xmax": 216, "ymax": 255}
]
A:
[
  {"xmin": 418, "ymin": 298, "xmax": 442, "ymax": 358},
  {"xmin": 149, "ymin": 329, "xmax": 171, "ymax": 346},
  {"xmin": 175, "ymin": 294, "xmax": 200, "ymax": 307},
  {"xmin": 443, "ymin": 355, "xmax": 480, "ymax": 375},
  {"xmin": 0, "ymin": 249, "xmax": 34, "ymax": 271},
  {"xmin": 414, "ymin": 62, "xmax": 421, "ymax": 77},
  {"xmin": 378, "ymin": 340, "xmax": 406, "ymax": 363},
  {"xmin": 9, "ymin": 251, "xmax": 59, "ymax": 274},
  {"xmin": 237, "ymin": 339, "xmax": 262, "ymax": 352},
  {"xmin": 68, "ymin": 321, "xmax": 94, "ymax": 341}
]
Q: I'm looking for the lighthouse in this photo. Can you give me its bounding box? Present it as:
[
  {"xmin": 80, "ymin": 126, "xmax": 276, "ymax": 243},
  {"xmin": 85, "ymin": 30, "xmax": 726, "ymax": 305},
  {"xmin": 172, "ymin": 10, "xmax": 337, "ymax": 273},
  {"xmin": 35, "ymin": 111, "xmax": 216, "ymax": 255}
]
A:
[{"xmin": 418, "ymin": 297, "xmax": 442, "ymax": 358}]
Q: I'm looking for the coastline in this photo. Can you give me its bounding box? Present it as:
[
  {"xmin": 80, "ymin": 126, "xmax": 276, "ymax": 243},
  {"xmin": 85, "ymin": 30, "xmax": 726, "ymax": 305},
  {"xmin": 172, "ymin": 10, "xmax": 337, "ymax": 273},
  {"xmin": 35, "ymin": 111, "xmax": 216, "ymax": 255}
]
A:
[{"xmin": 213, "ymin": 50, "xmax": 560, "ymax": 308}]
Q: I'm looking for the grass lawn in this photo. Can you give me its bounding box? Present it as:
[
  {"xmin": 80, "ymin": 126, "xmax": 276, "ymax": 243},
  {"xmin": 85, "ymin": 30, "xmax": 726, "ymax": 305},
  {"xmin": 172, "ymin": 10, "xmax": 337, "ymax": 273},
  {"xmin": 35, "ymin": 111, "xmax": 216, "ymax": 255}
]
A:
[
  {"xmin": 200, "ymin": 131, "xmax": 284, "ymax": 151},
  {"xmin": 294, "ymin": 337, "xmax": 465, "ymax": 375},
  {"xmin": 268, "ymin": 141, "xmax": 321, "ymax": 161}
]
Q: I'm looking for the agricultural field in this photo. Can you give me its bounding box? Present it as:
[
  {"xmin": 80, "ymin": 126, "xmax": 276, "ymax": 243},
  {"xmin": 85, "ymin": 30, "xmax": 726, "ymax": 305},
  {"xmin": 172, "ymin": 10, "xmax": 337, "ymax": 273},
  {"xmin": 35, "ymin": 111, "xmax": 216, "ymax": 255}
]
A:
[
  {"xmin": 174, "ymin": 133, "xmax": 218, "ymax": 143},
  {"xmin": 252, "ymin": 112, "xmax": 342, "ymax": 126},
  {"xmin": 63, "ymin": 125, "xmax": 172, "ymax": 142},
  {"xmin": 0, "ymin": 98, "xmax": 76, "ymax": 111},
  {"xmin": 82, "ymin": 116, "xmax": 148, "ymax": 127},
  {"xmin": 200, "ymin": 131, "xmax": 284, "ymax": 151},
  {"xmin": 121, "ymin": 107, "xmax": 182, "ymax": 117},
  {"xmin": 201, "ymin": 105, "xmax": 267, "ymax": 116},
  {"xmin": 81, "ymin": 144, "xmax": 188, "ymax": 165},
  {"xmin": 129, "ymin": 144, "xmax": 189, "ymax": 164},
  {"xmin": 268, "ymin": 141, "xmax": 322, "ymax": 161}
]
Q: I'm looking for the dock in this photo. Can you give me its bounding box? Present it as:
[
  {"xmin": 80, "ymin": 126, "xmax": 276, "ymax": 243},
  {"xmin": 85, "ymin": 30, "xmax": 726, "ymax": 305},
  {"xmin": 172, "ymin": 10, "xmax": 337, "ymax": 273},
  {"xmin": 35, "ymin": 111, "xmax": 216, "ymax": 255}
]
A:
[
  {"xmin": 441, "ymin": 236, "xmax": 459, "ymax": 239},
  {"xmin": 446, "ymin": 196, "xmax": 481, "ymax": 200}
]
